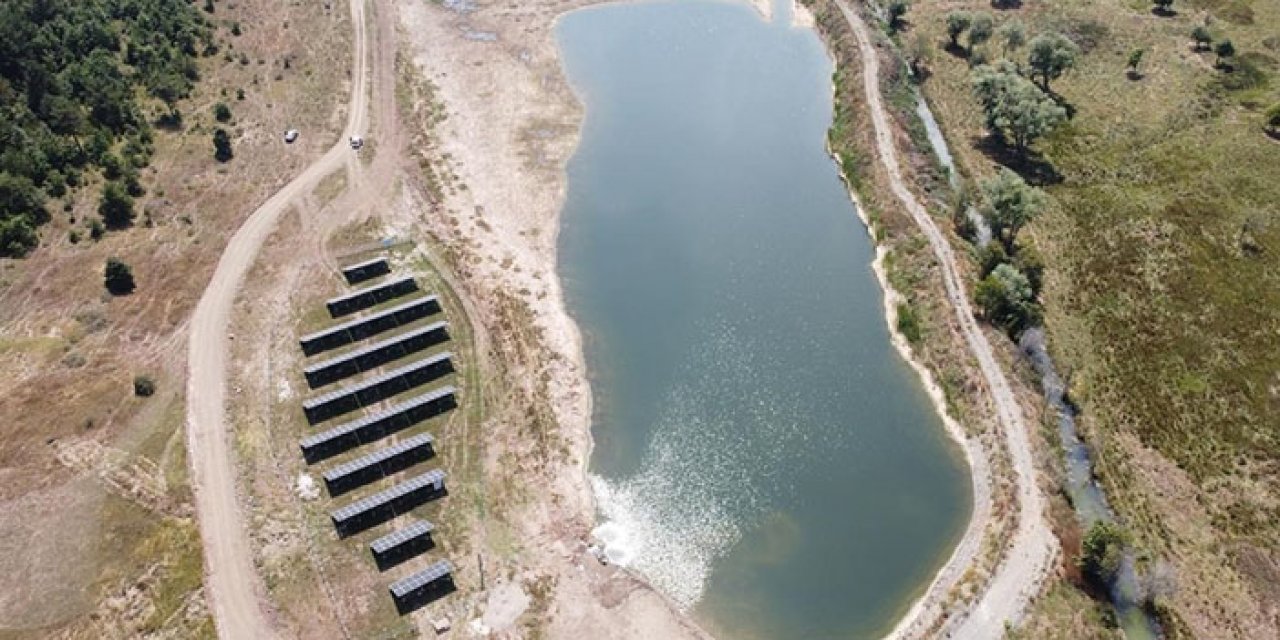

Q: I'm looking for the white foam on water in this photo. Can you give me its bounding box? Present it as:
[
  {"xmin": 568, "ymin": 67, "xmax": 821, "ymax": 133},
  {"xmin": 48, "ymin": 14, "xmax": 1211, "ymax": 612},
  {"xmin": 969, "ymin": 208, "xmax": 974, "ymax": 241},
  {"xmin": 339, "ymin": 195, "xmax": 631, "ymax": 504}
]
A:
[{"xmin": 590, "ymin": 320, "xmax": 814, "ymax": 609}]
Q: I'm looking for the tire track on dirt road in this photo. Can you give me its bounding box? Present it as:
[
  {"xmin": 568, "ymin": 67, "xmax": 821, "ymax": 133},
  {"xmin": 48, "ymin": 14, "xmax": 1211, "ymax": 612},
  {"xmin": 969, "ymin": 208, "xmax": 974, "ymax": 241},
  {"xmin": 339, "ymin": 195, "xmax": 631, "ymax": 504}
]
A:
[
  {"xmin": 830, "ymin": 2, "xmax": 1059, "ymax": 637},
  {"xmin": 184, "ymin": 0, "xmax": 370, "ymax": 637}
]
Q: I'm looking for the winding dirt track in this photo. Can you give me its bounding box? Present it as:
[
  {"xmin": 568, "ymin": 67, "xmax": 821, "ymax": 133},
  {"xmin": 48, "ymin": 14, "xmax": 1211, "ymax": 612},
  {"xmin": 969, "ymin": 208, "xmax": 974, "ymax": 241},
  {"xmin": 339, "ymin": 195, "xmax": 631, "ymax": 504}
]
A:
[
  {"xmin": 831, "ymin": 1, "xmax": 1059, "ymax": 637},
  {"xmin": 183, "ymin": 0, "xmax": 370, "ymax": 637}
]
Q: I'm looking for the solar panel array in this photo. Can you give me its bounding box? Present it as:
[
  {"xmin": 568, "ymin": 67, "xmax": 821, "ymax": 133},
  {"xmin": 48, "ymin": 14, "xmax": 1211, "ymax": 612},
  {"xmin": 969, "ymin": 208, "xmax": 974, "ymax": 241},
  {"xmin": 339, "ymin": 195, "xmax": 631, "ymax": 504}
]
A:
[
  {"xmin": 303, "ymin": 320, "xmax": 450, "ymax": 388},
  {"xmin": 299, "ymin": 386, "xmax": 456, "ymax": 463},
  {"xmin": 330, "ymin": 469, "xmax": 447, "ymax": 525},
  {"xmin": 389, "ymin": 560, "xmax": 455, "ymax": 599},
  {"xmin": 370, "ymin": 520, "xmax": 435, "ymax": 555},
  {"xmin": 299, "ymin": 295, "xmax": 440, "ymax": 356},
  {"xmin": 295, "ymin": 261, "xmax": 458, "ymax": 612}
]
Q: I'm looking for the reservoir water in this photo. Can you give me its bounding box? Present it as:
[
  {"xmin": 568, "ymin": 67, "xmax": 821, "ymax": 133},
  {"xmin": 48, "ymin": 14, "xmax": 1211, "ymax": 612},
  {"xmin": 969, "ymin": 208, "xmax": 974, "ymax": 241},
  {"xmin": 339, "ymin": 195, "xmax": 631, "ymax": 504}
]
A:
[{"xmin": 556, "ymin": 1, "xmax": 970, "ymax": 636}]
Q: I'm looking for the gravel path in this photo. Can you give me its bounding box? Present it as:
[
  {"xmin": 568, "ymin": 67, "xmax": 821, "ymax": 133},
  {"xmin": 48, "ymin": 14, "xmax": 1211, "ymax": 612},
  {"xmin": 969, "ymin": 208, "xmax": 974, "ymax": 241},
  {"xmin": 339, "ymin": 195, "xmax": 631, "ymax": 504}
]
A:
[{"xmin": 183, "ymin": 0, "xmax": 371, "ymax": 637}]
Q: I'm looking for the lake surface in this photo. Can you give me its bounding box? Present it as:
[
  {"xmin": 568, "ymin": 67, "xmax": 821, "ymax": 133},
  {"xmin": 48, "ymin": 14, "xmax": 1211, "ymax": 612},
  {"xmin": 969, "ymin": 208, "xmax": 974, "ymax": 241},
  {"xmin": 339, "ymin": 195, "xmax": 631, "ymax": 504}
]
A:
[{"xmin": 556, "ymin": 1, "xmax": 970, "ymax": 637}]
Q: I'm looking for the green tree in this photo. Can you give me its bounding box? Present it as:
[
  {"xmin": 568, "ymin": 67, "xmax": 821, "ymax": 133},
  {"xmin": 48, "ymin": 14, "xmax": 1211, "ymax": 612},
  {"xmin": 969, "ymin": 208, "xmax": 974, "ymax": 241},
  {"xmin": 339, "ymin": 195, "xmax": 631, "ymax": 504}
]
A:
[
  {"xmin": 213, "ymin": 102, "xmax": 232, "ymax": 123},
  {"xmin": 888, "ymin": 0, "xmax": 909, "ymax": 33},
  {"xmin": 998, "ymin": 19, "xmax": 1026, "ymax": 55},
  {"xmin": 1191, "ymin": 26, "xmax": 1212, "ymax": 51},
  {"xmin": 99, "ymin": 181, "xmax": 136, "ymax": 229},
  {"xmin": 1215, "ymin": 39, "xmax": 1235, "ymax": 68},
  {"xmin": 213, "ymin": 128, "xmax": 233, "ymax": 162},
  {"xmin": 972, "ymin": 62, "xmax": 1067, "ymax": 153},
  {"xmin": 1027, "ymin": 33, "xmax": 1079, "ymax": 91},
  {"xmin": 945, "ymin": 11, "xmax": 972, "ymax": 48},
  {"xmin": 975, "ymin": 263, "xmax": 1039, "ymax": 333},
  {"xmin": 1080, "ymin": 521, "xmax": 1128, "ymax": 588},
  {"xmin": 979, "ymin": 168, "xmax": 1047, "ymax": 249},
  {"xmin": 968, "ymin": 13, "xmax": 994, "ymax": 55},
  {"xmin": 104, "ymin": 257, "xmax": 136, "ymax": 295}
]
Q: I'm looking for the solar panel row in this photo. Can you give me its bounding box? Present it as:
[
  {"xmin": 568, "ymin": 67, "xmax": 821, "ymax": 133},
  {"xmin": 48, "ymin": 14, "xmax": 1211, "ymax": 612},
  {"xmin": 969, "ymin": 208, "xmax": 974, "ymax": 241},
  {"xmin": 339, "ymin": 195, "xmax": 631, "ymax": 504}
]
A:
[
  {"xmin": 326, "ymin": 276, "xmax": 418, "ymax": 318},
  {"xmin": 301, "ymin": 352, "xmax": 454, "ymax": 425},
  {"xmin": 342, "ymin": 257, "xmax": 391, "ymax": 285},
  {"xmin": 304, "ymin": 321, "xmax": 450, "ymax": 388},
  {"xmin": 299, "ymin": 295, "xmax": 441, "ymax": 356},
  {"xmin": 321, "ymin": 432, "xmax": 435, "ymax": 497},
  {"xmin": 299, "ymin": 386, "xmax": 456, "ymax": 463}
]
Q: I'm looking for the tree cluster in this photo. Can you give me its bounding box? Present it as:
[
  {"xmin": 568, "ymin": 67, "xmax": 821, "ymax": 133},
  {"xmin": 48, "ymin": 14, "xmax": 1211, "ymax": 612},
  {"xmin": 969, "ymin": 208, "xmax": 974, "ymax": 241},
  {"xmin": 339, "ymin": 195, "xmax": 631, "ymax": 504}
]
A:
[
  {"xmin": 973, "ymin": 169, "xmax": 1047, "ymax": 335},
  {"xmin": 949, "ymin": 12, "xmax": 1076, "ymax": 156},
  {"xmin": 972, "ymin": 61, "xmax": 1067, "ymax": 154},
  {"xmin": 0, "ymin": 0, "xmax": 211, "ymax": 257}
]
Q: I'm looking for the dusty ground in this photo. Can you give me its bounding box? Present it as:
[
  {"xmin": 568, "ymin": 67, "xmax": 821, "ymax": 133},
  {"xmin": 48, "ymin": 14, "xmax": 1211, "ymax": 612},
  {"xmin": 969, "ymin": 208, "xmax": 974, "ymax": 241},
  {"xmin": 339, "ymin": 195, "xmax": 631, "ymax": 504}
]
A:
[{"xmin": 0, "ymin": 0, "xmax": 351, "ymax": 636}]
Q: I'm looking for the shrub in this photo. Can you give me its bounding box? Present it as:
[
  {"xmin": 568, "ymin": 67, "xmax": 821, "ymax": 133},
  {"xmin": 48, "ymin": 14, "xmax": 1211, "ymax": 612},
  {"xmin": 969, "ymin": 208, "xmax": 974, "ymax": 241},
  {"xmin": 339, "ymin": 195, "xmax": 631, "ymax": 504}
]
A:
[
  {"xmin": 133, "ymin": 375, "xmax": 156, "ymax": 397},
  {"xmin": 1266, "ymin": 103, "xmax": 1280, "ymax": 133},
  {"xmin": 888, "ymin": 0, "xmax": 909, "ymax": 33},
  {"xmin": 1080, "ymin": 520, "xmax": 1128, "ymax": 588},
  {"xmin": 1215, "ymin": 39, "xmax": 1236, "ymax": 67},
  {"xmin": 945, "ymin": 11, "xmax": 972, "ymax": 47},
  {"xmin": 896, "ymin": 302, "xmax": 923, "ymax": 344},
  {"xmin": 213, "ymin": 102, "xmax": 232, "ymax": 123},
  {"xmin": 213, "ymin": 128, "xmax": 233, "ymax": 162},
  {"xmin": 1191, "ymin": 26, "xmax": 1213, "ymax": 51},
  {"xmin": 104, "ymin": 257, "xmax": 136, "ymax": 295}
]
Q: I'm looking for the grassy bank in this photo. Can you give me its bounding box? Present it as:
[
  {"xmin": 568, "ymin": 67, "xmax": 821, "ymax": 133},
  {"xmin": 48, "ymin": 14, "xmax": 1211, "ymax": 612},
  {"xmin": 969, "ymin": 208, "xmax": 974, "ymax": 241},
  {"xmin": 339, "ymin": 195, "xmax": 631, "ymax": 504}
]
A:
[{"xmin": 893, "ymin": 0, "xmax": 1280, "ymax": 635}]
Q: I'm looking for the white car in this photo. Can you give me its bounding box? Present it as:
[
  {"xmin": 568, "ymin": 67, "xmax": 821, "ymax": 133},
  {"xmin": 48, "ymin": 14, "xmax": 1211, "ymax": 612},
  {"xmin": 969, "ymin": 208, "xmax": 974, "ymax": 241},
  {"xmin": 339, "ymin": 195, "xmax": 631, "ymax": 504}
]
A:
[{"xmin": 284, "ymin": 129, "xmax": 299, "ymax": 143}]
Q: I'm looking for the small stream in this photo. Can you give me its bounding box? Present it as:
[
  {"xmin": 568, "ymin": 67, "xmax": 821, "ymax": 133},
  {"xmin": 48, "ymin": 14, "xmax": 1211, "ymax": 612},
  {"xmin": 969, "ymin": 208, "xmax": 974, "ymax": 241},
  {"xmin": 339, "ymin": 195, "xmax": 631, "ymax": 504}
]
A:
[{"xmin": 913, "ymin": 91, "xmax": 1160, "ymax": 638}]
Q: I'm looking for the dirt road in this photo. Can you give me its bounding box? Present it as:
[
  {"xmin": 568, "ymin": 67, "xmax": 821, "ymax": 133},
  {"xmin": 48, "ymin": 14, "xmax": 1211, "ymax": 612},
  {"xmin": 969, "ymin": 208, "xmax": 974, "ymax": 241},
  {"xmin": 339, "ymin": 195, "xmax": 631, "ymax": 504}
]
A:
[
  {"xmin": 831, "ymin": 1, "xmax": 1059, "ymax": 637},
  {"xmin": 183, "ymin": 0, "xmax": 370, "ymax": 637}
]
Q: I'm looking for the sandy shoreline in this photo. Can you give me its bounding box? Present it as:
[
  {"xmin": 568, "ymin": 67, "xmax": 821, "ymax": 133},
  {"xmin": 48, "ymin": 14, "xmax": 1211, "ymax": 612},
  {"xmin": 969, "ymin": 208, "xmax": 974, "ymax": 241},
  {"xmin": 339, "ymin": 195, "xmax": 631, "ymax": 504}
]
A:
[{"xmin": 396, "ymin": 0, "xmax": 712, "ymax": 636}]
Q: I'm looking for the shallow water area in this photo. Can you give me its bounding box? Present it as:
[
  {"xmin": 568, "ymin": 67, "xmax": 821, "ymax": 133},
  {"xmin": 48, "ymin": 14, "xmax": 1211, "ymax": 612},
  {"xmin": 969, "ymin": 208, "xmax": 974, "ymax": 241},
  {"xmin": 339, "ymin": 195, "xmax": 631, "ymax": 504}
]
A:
[{"xmin": 556, "ymin": 1, "xmax": 971, "ymax": 636}]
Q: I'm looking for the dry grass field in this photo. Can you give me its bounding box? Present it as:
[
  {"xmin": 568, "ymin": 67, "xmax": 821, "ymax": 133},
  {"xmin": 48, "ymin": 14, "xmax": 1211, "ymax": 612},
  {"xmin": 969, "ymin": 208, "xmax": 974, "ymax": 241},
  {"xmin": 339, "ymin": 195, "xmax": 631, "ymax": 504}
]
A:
[
  {"xmin": 892, "ymin": 0, "xmax": 1280, "ymax": 636},
  {"xmin": 0, "ymin": 0, "xmax": 351, "ymax": 635}
]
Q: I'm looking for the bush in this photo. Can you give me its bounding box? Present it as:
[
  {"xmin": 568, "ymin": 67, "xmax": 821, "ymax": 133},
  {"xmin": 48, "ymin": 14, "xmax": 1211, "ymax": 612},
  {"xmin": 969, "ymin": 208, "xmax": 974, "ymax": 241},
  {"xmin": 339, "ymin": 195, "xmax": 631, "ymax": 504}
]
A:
[
  {"xmin": 104, "ymin": 257, "xmax": 136, "ymax": 295},
  {"xmin": 896, "ymin": 302, "xmax": 923, "ymax": 344},
  {"xmin": 133, "ymin": 375, "xmax": 156, "ymax": 397},
  {"xmin": 213, "ymin": 102, "xmax": 232, "ymax": 123},
  {"xmin": 213, "ymin": 128, "xmax": 233, "ymax": 162},
  {"xmin": 887, "ymin": 0, "xmax": 909, "ymax": 32},
  {"xmin": 1191, "ymin": 26, "xmax": 1213, "ymax": 51},
  {"xmin": 1080, "ymin": 520, "xmax": 1128, "ymax": 588},
  {"xmin": 1267, "ymin": 103, "xmax": 1280, "ymax": 133},
  {"xmin": 89, "ymin": 218, "xmax": 105, "ymax": 241}
]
